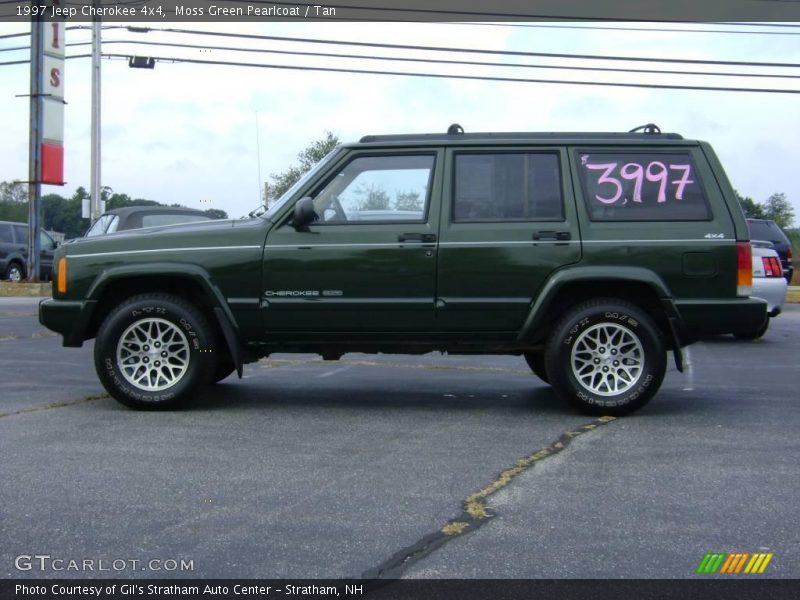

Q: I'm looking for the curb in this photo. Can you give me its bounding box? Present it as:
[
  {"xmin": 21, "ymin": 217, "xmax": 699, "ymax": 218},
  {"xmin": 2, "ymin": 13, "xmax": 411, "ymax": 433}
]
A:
[{"xmin": 0, "ymin": 282, "xmax": 51, "ymax": 297}]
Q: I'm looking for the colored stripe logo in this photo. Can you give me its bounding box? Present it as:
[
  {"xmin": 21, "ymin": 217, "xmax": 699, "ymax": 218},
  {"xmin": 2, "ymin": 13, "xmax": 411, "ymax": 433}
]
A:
[{"xmin": 697, "ymin": 552, "xmax": 773, "ymax": 574}]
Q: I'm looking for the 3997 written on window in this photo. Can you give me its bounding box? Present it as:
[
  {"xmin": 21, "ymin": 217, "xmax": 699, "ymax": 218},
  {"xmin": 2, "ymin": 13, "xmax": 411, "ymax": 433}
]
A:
[{"xmin": 577, "ymin": 152, "xmax": 711, "ymax": 221}]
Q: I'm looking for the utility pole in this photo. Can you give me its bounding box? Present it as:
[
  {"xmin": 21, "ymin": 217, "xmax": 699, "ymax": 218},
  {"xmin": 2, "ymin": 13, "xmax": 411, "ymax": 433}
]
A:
[
  {"xmin": 89, "ymin": 14, "xmax": 102, "ymax": 221},
  {"xmin": 26, "ymin": 16, "xmax": 43, "ymax": 282}
]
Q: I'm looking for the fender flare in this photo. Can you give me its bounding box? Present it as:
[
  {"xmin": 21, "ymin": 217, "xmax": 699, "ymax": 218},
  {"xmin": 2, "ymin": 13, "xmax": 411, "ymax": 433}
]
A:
[
  {"xmin": 86, "ymin": 263, "xmax": 244, "ymax": 377},
  {"xmin": 518, "ymin": 266, "xmax": 684, "ymax": 372}
]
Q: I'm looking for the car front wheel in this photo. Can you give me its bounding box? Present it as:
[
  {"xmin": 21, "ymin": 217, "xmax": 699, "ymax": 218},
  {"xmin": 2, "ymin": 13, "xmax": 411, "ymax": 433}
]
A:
[
  {"xmin": 94, "ymin": 293, "xmax": 217, "ymax": 409},
  {"xmin": 544, "ymin": 299, "xmax": 666, "ymax": 416}
]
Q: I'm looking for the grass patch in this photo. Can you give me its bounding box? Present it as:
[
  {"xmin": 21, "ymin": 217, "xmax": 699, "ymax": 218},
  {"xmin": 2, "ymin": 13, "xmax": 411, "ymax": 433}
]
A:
[{"xmin": 787, "ymin": 287, "xmax": 800, "ymax": 304}]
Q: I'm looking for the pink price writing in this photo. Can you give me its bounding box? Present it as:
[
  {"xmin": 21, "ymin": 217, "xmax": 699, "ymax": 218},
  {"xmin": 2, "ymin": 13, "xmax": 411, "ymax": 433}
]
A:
[{"xmin": 585, "ymin": 161, "xmax": 694, "ymax": 205}]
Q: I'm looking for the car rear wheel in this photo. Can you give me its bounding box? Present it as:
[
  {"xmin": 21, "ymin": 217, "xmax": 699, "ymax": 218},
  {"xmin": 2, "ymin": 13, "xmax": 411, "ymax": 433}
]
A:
[
  {"xmin": 545, "ymin": 299, "xmax": 666, "ymax": 416},
  {"xmin": 94, "ymin": 293, "xmax": 217, "ymax": 409}
]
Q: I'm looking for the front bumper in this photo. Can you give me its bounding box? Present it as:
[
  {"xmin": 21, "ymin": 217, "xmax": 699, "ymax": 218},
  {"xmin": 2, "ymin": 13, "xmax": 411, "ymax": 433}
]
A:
[
  {"xmin": 674, "ymin": 297, "xmax": 768, "ymax": 342},
  {"xmin": 752, "ymin": 276, "xmax": 788, "ymax": 317},
  {"xmin": 39, "ymin": 298, "xmax": 98, "ymax": 347}
]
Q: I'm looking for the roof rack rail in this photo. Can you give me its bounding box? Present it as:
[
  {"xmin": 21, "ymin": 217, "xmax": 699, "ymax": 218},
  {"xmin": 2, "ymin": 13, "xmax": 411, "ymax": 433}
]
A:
[{"xmin": 359, "ymin": 124, "xmax": 685, "ymax": 143}]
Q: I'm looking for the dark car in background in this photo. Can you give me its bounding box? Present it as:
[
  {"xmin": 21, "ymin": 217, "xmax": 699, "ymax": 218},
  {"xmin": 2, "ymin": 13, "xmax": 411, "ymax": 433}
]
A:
[
  {"xmin": 85, "ymin": 206, "xmax": 213, "ymax": 237},
  {"xmin": 746, "ymin": 218, "xmax": 793, "ymax": 283},
  {"xmin": 0, "ymin": 220, "xmax": 57, "ymax": 281}
]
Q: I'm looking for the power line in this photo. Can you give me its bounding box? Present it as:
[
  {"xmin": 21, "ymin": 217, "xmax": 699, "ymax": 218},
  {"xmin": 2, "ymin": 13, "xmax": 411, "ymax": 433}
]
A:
[
  {"xmin": 448, "ymin": 21, "xmax": 800, "ymax": 36},
  {"xmin": 133, "ymin": 27, "xmax": 800, "ymax": 69},
  {"xmin": 101, "ymin": 52, "xmax": 800, "ymax": 94},
  {"xmin": 53, "ymin": 38, "xmax": 800, "ymax": 81},
  {"xmin": 6, "ymin": 37, "xmax": 800, "ymax": 81},
  {"xmin": 0, "ymin": 31, "xmax": 30, "ymax": 41}
]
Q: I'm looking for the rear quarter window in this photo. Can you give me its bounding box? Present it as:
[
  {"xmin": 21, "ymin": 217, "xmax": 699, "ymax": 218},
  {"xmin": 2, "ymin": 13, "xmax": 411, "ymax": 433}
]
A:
[{"xmin": 576, "ymin": 151, "xmax": 711, "ymax": 221}]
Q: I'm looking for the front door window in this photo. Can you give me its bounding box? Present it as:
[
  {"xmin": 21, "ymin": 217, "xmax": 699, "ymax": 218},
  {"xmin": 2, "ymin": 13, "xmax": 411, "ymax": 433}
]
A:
[{"xmin": 312, "ymin": 154, "xmax": 434, "ymax": 223}]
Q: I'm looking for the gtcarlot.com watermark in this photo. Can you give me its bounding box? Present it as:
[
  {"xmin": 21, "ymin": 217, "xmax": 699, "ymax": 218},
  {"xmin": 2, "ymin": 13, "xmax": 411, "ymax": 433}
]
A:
[{"xmin": 14, "ymin": 554, "xmax": 194, "ymax": 573}]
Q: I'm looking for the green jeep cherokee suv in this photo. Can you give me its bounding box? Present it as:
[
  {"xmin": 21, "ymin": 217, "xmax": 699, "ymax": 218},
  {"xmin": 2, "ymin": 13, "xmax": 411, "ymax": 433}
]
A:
[{"xmin": 39, "ymin": 125, "xmax": 767, "ymax": 415}]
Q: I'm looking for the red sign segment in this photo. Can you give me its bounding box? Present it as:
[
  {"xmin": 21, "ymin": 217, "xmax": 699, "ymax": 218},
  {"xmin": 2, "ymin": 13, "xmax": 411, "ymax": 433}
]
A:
[{"xmin": 41, "ymin": 143, "xmax": 64, "ymax": 185}]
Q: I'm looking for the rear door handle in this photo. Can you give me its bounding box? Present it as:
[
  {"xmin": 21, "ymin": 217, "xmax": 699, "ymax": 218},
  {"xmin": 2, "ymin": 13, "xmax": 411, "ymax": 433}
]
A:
[
  {"xmin": 398, "ymin": 233, "xmax": 437, "ymax": 243},
  {"xmin": 532, "ymin": 231, "xmax": 571, "ymax": 241}
]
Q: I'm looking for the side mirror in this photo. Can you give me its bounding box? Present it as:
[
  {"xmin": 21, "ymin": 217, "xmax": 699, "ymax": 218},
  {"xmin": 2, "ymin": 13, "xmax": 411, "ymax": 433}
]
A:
[{"xmin": 292, "ymin": 196, "xmax": 318, "ymax": 229}]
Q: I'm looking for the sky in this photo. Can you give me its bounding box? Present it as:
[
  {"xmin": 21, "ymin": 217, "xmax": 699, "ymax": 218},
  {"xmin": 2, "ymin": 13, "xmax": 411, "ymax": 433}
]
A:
[{"xmin": 1, "ymin": 20, "xmax": 799, "ymax": 222}]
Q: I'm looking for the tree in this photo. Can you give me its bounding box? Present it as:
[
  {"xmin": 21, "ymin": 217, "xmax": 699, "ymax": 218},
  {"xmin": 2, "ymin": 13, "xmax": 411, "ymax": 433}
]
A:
[
  {"xmin": 267, "ymin": 131, "xmax": 339, "ymax": 202},
  {"xmin": 202, "ymin": 208, "xmax": 228, "ymax": 219},
  {"xmin": 356, "ymin": 184, "xmax": 391, "ymax": 211},
  {"xmin": 395, "ymin": 190, "xmax": 423, "ymax": 212},
  {"xmin": 0, "ymin": 181, "xmax": 27, "ymax": 204},
  {"xmin": 762, "ymin": 192, "xmax": 795, "ymax": 229},
  {"xmin": 735, "ymin": 190, "xmax": 765, "ymax": 219}
]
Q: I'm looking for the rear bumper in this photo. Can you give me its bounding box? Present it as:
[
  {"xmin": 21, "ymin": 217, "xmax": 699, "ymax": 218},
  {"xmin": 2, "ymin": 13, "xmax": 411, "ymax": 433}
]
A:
[
  {"xmin": 674, "ymin": 297, "xmax": 767, "ymax": 342},
  {"xmin": 39, "ymin": 298, "xmax": 97, "ymax": 347}
]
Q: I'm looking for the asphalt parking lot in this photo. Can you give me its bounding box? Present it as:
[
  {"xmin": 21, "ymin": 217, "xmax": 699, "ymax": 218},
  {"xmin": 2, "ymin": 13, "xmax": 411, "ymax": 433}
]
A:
[{"xmin": 1, "ymin": 297, "xmax": 798, "ymax": 580}]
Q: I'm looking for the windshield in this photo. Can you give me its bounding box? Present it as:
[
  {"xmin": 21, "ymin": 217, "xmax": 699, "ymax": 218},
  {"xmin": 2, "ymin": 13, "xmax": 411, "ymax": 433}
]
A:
[{"xmin": 258, "ymin": 146, "xmax": 342, "ymax": 220}]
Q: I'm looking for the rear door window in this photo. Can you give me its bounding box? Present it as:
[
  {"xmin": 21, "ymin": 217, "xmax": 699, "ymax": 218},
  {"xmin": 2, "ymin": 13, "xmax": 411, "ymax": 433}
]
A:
[
  {"xmin": 576, "ymin": 151, "xmax": 711, "ymax": 221},
  {"xmin": 453, "ymin": 153, "xmax": 563, "ymax": 222}
]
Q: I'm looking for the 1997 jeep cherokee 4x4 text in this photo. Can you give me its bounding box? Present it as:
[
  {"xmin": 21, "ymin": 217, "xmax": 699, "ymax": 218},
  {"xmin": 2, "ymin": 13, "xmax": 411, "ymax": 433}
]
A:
[{"xmin": 39, "ymin": 124, "xmax": 767, "ymax": 415}]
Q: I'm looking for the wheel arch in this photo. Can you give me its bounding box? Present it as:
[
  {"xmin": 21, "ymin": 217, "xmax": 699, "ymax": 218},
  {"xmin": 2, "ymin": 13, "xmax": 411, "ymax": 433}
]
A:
[
  {"xmin": 84, "ymin": 264, "xmax": 243, "ymax": 376},
  {"xmin": 518, "ymin": 266, "xmax": 684, "ymax": 371}
]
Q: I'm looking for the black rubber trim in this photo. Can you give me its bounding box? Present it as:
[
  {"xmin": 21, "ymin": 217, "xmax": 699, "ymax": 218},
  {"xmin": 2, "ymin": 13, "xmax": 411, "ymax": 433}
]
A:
[{"xmin": 213, "ymin": 307, "xmax": 243, "ymax": 378}]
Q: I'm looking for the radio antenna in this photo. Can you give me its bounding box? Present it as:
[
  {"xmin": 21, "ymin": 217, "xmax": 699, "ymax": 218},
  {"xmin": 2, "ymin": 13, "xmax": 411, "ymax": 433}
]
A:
[{"xmin": 255, "ymin": 111, "xmax": 264, "ymax": 205}]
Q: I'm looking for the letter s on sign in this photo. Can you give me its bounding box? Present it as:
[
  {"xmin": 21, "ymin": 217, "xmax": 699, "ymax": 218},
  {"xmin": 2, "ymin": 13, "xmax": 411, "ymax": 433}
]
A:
[{"xmin": 50, "ymin": 68, "xmax": 60, "ymax": 87}]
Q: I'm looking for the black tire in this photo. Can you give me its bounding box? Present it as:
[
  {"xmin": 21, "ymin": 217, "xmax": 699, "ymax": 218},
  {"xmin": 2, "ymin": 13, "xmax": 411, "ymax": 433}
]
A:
[
  {"xmin": 94, "ymin": 293, "xmax": 218, "ymax": 410},
  {"xmin": 523, "ymin": 351, "xmax": 550, "ymax": 384},
  {"xmin": 733, "ymin": 318, "xmax": 769, "ymax": 340},
  {"xmin": 544, "ymin": 299, "xmax": 667, "ymax": 416},
  {"xmin": 5, "ymin": 261, "xmax": 25, "ymax": 282}
]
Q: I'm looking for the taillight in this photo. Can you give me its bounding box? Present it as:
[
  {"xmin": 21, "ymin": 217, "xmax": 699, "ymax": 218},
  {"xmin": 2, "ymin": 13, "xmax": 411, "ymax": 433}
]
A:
[
  {"xmin": 788, "ymin": 246, "xmax": 793, "ymax": 265},
  {"xmin": 57, "ymin": 257, "xmax": 67, "ymax": 294},
  {"xmin": 761, "ymin": 256, "xmax": 783, "ymax": 278},
  {"xmin": 737, "ymin": 242, "xmax": 752, "ymax": 296}
]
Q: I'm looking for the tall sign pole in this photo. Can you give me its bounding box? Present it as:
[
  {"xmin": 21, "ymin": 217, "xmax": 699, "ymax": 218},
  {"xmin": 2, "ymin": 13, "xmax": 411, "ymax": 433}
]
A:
[
  {"xmin": 26, "ymin": 15, "xmax": 43, "ymax": 282},
  {"xmin": 28, "ymin": 1, "xmax": 66, "ymax": 282},
  {"xmin": 90, "ymin": 15, "xmax": 102, "ymax": 220}
]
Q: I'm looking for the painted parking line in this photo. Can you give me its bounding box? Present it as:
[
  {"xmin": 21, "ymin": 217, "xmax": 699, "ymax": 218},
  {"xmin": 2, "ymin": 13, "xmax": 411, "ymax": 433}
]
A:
[{"xmin": 319, "ymin": 365, "xmax": 353, "ymax": 378}]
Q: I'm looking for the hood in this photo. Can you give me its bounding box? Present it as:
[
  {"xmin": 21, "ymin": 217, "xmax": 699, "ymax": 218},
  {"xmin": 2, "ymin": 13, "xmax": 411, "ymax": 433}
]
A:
[{"xmin": 63, "ymin": 217, "xmax": 270, "ymax": 256}]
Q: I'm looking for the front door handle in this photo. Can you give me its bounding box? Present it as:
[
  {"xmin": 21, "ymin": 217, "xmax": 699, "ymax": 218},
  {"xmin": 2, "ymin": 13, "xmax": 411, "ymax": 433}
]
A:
[
  {"xmin": 398, "ymin": 233, "xmax": 437, "ymax": 243},
  {"xmin": 533, "ymin": 231, "xmax": 571, "ymax": 241}
]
